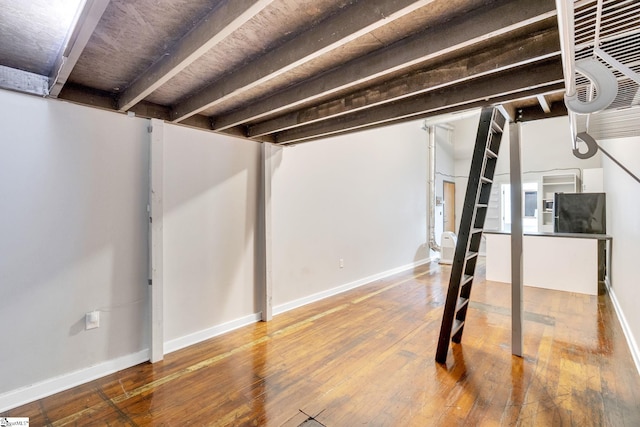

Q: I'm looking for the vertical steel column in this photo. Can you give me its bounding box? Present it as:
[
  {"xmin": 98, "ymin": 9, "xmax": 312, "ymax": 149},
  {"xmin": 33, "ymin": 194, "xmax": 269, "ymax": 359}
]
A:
[
  {"xmin": 261, "ymin": 142, "xmax": 274, "ymax": 321},
  {"xmin": 510, "ymin": 122, "xmax": 524, "ymax": 357},
  {"xmin": 149, "ymin": 118, "xmax": 165, "ymax": 363}
]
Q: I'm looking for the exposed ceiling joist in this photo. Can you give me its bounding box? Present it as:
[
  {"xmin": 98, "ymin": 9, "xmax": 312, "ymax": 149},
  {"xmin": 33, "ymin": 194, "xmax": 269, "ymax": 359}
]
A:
[
  {"xmin": 48, "ymin": 0, "xmax": 111, "ymax": 98},
  {"xmin": 284, "ymin": 84, "xmax": 565, "ymax": 145},
  {"xmin": 536, "ymin": 94, "xmax": 552, "ymax": 113},
  {"xmin": 60, "ymin": 82, "xmax": 219, "ymax": 134},
  {"xmin": 0, "ymin": 65, "xmax": 49, "ymax": 96},
  {"xmin": 497, "ymin": 103, "xmax": 517, "ymax": 122},
  {"xmin": 211, "ymin": 0, "xmax": 558, "ymax": 131},
  {"xmin": 170, "ymin": 0, "xmax": 439, "ymax": 123},
  {"xmin": 518, "ymin": 99, "xmax": 567, "ymax": 121},
  {"xmin": 275, "ymin": 59, "xmax": 564, "ymax": 144},
  {"xmin": 2, "ymin": 0, "xmax": 578, "ymax": 144},
  {"xmin": 248, "ymin": 28, "xmax": 560, "ymax": 137},
  {"xmin": 117, "ymin": 0, "xmax": 274, "ymax": 112}
]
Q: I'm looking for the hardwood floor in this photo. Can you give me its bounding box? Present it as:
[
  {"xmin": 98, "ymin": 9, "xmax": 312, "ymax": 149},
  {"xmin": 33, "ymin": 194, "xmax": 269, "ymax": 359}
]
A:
[{"xmin": 5, "ymin": 260, "xmax": 640, "ymax": 426}]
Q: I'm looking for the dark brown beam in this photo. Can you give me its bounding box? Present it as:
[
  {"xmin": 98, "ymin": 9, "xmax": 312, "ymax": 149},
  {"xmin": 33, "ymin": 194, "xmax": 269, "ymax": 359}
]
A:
[
  {"xmin": 516, "ymin": 100, "xmax": 568, "ymax": 122},
  {"xmin": 171, "ymin": 0, "xmax": 439, "ymax": 122},
  {"xmin": 212, "ymin": 0, "xmax": 557, "ymax": 130},
  {"xmin": 275, "ymin": 59, "xmax": 564, "ymax": 144},
  {"xmin": 282, "ymin": 83, "xmax": 564, "ymax": 145},
  {"xmin": 248, "ymin": 28, "xmax": 560, "ymax": 137},
  {"xmin": 118, "ymin": 0, "xmax": 274, "ymax": 111},
  {"xmin": 59, "ymin": 83, "xmax": 117, "ymax": 110},
  {"xmin": 59, "ymin": 83, "xmax": 214, "ymax": 132}
]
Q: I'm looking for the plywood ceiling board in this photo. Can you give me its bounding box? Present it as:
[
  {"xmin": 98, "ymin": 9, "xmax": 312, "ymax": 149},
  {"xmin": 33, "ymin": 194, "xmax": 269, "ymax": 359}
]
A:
[
  {"xmin": 145, "ymin": 0, "xmax": 351, "ymax": 106},
  {"xmin": 0, "ymin": 0, "xmax": 76, "ymax": 75},
  {"xmin": 367, "ymin": 0, "xmax": 494, "ymax": 45},
  {"xmin": 68, "ymin": 0, "xmax": 220, "ymax": 92},
  {"xmin": 197, "ymin": 32, "xmax": 386, "ymax": 117},
  {"xmin": 212, "ymin": 0, "xmax": 557, "ymax": 130},
  {"xmin": 275, "ymin": 59, "xmax": 563, "ymax": 143},
  {"xmin": 248, "ymin": 27, "xmax": 560, "ymax": 136},
  {"xmin": 170, "ymin": 0, "xmax": 453, "ymax": 122}
]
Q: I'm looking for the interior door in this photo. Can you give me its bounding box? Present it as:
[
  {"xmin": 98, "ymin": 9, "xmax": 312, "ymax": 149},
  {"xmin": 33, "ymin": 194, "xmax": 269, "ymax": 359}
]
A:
[{"xmin": 443, "ymin": 181, "xmax": 455, "ymax": 232}]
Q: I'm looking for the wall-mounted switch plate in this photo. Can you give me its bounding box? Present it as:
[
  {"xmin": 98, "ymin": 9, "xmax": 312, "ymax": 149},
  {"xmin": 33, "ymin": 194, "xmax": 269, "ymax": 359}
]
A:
[
  {"xmin": 339, "ymin": 258, "xmax": 344, "ymax": 268},
  {"xmin": 85, "ymin": 311, "xmax": 100, "ymax": 330}
]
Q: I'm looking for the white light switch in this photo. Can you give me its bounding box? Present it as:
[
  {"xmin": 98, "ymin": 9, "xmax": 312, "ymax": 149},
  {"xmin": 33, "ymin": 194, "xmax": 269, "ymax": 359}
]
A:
[{"xmin": 85, "ymin": 311, "xmax": 100, "ymax": 330}]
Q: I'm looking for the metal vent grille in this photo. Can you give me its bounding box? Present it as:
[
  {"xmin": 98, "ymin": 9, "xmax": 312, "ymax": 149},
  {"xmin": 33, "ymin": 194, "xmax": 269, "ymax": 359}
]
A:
[
  {"xmin": 590, "ymin": 107, "xmax": 640, "ymax": 139},
  {"xmin": 572, "ymin": 0, "xmax": 640, "ymax": 110}
]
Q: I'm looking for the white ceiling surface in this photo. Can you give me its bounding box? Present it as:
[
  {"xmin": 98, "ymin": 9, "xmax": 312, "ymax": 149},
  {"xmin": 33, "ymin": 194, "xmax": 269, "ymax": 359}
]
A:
[{"xmin": 0, "ymin": 0, "xmax": 83, "ymax": 75}]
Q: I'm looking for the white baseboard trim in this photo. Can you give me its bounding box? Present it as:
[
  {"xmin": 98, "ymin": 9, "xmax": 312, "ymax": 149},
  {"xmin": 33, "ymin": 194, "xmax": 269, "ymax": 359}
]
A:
[
  {"xmin": 274, "ymin": 257, "xmax": 433, "ymax": 316},
  {"xmin": 164, "ymin": 312, "xmax": 262, "ymax": 355},
  {"xmin": 606, "ymin": 281, "xmax": 640, "ymax": 376},
  {"xmin": 0, "ymin": 259, "xmax": 434, "ymax": 413},
  {"xmin": 0, "ymin": 349, "xmax": 150, "ymax": 413}
]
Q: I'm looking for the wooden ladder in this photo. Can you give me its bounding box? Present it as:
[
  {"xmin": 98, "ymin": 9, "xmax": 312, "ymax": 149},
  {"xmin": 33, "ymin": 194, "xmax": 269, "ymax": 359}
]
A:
[{"xmin": 435, "ymin": 106, "xmax": 507, "ymax": 364}]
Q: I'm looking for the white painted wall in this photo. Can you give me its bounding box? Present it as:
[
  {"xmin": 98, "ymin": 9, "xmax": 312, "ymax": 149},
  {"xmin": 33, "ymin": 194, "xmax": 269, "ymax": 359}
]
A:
[
  {"xmin": 271, "ymin": 121, "xmax": 429, "ymax": 309},
  {"xmin": 0, "ymin": 90, "xmax": 150, "ymax": 396},
  {"xmin": 452, "ymin": 110, "xmax": 483, "ymax": 234},
  {"xmin": 600, "ymin": 136, "xmax": 640, "ymax": 369},
  {"xmin": 0, "ymin": 89, "xmax": 431, "ymax": 408},
  {"xmin": 162, "ymin": 124, "xmax": 262, "ymax": 349}
]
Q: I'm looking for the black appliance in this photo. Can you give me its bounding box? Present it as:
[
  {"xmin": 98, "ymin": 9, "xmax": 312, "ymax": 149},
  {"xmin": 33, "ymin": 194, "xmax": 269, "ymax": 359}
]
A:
[{"xmin": 554, "ymin": 192, "xmax": 606, "ymax": 234}]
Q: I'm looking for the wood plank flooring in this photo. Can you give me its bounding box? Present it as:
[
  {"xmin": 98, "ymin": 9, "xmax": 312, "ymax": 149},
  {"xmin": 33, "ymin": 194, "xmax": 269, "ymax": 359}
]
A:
[{"xmin": 4, "ymin": 260, "xmax": 640, "ymax": 426}]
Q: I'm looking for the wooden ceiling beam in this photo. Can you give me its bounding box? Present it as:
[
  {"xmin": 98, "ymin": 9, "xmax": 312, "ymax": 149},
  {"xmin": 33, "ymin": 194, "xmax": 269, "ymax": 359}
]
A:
[
  {"xmin": 248, "ymin": 28, "xmax": 560, "ymax": 137},
  {"xmin": 282, "ymin": 84, "xmax": 564, "ymax": 145},
  {"xmin": 49, "ymin": 0, "xmax": 111, "ymax": 98},
  {"xmin": 170, "ymin": 0, "xmax": 440, "ymax": 122},
  {"xmin": 536, "ymin": 94, "xmax": 552, "ymax": 113},
  {"xmin": 212, "ymin": 0, "xmax": 557, "ymax": 131},
  {"xmin": 117, "ymin": 0, "xmax": 274, "ymax": 112},
  {"xmin": 58, "ymin": 83, "xmax": 214, "ymax": 132},
  {"xmin": 274, "ymin": 59, "xmax": 564, "ymax": 144},
  {"xmin": 517, "ymin": 100, "xmax": 568, "ymax": 122}
]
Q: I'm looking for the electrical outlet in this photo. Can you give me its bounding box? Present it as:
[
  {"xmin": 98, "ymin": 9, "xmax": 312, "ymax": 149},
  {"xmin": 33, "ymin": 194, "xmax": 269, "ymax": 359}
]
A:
[
  {"xmin": 85, "ymin": 311, "xmax": 100, "ymax": 330},
  {"xmin": 339, "ymin": 258, "xmax": 344, "ymax": 268}
]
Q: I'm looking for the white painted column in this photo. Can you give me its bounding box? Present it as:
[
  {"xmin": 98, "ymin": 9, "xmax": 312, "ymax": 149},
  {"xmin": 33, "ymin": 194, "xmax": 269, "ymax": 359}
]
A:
[
  {"xmin": 510, "ymin": 122, "xmax": 524, "ymax": 357},
  {"xmin": 261, "ymin": 142, "xmax": 274, "ymax": 321},
  {"xmin": 149, "ymin": 119, "xmax": 165, "ymax": 362}
]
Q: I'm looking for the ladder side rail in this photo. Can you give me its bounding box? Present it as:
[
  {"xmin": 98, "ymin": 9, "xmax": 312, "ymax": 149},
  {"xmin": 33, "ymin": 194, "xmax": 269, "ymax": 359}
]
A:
[{"xmin": 435, "ymin": 107, "xmax": 495, "ymax": 363}]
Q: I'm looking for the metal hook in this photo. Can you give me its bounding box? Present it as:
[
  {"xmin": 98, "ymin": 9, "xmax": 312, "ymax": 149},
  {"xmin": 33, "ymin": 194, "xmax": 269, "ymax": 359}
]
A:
[
  {"xmin": 565, "ymin": 58, "xmax": 618, "ymax": 114},
  {"xmin": 574, "ymin": 132, "xmax": 599, "ymax": 159}
]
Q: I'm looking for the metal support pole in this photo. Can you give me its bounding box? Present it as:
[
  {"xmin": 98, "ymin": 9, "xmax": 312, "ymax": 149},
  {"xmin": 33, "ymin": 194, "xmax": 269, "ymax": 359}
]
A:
[
  {"xmin": 261, "ymin": 143, "xmax": 274, "ymax": 321},
  {"xmin": 149, "ymin": 118, "xmax": 165, "ymax": 362},
  {"xmin": 510, "ymin": 122, "xmax": 524, "ymax": 357}
]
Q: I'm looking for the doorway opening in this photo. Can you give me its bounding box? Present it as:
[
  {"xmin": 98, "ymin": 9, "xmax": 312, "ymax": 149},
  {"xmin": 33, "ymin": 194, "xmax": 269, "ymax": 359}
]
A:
[{"xmin": 443, "ymin": 181, "xmax": 455, "ymax": 233}]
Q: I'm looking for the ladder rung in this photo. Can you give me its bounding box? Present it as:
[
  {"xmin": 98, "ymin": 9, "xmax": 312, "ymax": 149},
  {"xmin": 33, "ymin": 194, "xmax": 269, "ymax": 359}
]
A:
[
  {"xmin": 451, "ymin": 319, "xmax": 465, "ymax": 337},
  {"xmin": 476, "ymin": 203, "xmax": 488, "ymax": 208},
  {"xmin": 491, "ymin": 120, "xmax": 503, "ymax": 133},
  {"xmin": 486, "ymin": 148, "xmax": 498, "ymax": 159},
  {"xmin": 456, "ymin": 297, "xmax": 469, "ymax": 312},
  {"xmin": 481, "ymin": 176, "xmax": 493, "ymax": 184},
  {"xmin": 461, "ymin": 274, "xmax": 473, "ymax": 286},
  {"xmin": 471, "ymin": 228, "xmax": 483, "ymax": 234},
  {"xmin": 465, "ymin": 251, "xmax": 478, "ymax": 261}
]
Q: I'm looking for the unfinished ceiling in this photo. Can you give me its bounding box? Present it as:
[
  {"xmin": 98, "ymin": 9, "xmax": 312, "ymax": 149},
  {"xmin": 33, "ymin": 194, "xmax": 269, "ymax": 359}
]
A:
[{"xmin": 0, "ymin": 0, "xmax": 575, "ymax": 144}]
